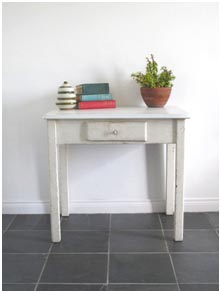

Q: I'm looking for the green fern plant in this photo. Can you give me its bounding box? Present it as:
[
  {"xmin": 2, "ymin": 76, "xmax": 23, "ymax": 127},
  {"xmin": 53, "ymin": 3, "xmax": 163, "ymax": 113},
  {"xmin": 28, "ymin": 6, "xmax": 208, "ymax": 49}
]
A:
[{"xmin": 131, "ymin": 54, "xmax": 175, "ymax": 88}]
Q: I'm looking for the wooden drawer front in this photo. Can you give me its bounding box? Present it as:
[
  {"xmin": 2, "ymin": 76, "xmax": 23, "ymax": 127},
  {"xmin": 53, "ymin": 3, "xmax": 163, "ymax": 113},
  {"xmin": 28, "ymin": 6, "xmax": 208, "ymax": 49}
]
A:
[{"xmin": 86, "ymin": 122, "xmax": 147, "ymax": 141}]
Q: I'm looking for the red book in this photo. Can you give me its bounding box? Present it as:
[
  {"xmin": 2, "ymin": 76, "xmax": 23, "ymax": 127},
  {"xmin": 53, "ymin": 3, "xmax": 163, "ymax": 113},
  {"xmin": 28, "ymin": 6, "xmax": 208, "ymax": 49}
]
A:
[{"xmin": 78, "ymin": 100, "xmax": 116, "ymax": 109}]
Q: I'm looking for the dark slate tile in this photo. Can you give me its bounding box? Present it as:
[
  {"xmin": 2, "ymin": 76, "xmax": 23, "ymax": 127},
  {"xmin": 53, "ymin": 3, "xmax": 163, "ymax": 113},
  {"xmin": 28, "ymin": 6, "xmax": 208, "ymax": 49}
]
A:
[
  {"xmin": 110, "ymin": 230, "xmax": 167, "ymax": 252},
  {"xmin": 108, "ymin": 284, "xmax": 179, "ymax": 291},
  {"xmin": 9, "ymin": 214, "xmax": 51, "ymax": 230},
  {"xmin": 62, "ymin": 214, "xmax": 109, "ymax": 231},
  {"xmin": 51, "ymin": 231, "xmax": 108, "ymax": 253},
  {"xmin": 172, "ymin": 253, "xmax": 219, "ymax": 283},
  {"xmin": 207, "ymin": 212, "xmax": 219, "ymax": 228},
  {"xmin": 160, "ymin": 213, "xmax": 213, "ymax": 229},
  {"xmin": 165, "ymin": 230, "xmax": 219, "ymax": 253},
  {"xmin": 111, "ymin": 214, "xmax": 161, "ymax": 230},
  {"xmin": 2, "ymin": 283, "xmax": 36, "ymax": 291},
  {"xmin": 2, "ymin": 215, "xmax": 16, "ymax": 230},
  {"xmin": 3, "ymin": 254, "xmax": 46, "ymax": 283},
  {"xmin": 179, "ymin": 284, "xmax": 219, "ymax": 291},
  {"xmin": 109, "ymin": 254, "xmax": 176, "ymax": 283},
  {"xmin": 3, "ymin": 231, "xmax": 51, "ymax": 253},
  {"xmin": 40, "ymin": 254, "xmax": 107, "ymax": 283},
  {"xmin": 37, "ymin": 284, "xmax": 107, "ymax": 291}
]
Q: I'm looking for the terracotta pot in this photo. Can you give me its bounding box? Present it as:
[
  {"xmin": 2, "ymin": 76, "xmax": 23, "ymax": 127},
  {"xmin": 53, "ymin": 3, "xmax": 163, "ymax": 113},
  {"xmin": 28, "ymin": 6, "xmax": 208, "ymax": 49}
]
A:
[{"xmin": 140, "ymin": 87, "xmax": 172, "ymax": 107}]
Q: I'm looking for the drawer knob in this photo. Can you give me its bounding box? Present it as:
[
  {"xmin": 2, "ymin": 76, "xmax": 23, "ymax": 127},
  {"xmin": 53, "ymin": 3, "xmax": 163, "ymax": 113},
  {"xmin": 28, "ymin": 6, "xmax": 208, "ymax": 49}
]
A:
[{"xmin": 112, "ymin": 129, "xmax": 118, "ymax": 135}]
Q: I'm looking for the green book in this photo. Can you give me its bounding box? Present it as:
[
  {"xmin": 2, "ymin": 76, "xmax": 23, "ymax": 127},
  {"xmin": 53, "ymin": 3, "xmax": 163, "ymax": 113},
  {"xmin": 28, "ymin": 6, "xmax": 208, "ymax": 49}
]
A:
[{"xmin": 75, "ymin": 83, "xmax": 109, "ymax": 95}]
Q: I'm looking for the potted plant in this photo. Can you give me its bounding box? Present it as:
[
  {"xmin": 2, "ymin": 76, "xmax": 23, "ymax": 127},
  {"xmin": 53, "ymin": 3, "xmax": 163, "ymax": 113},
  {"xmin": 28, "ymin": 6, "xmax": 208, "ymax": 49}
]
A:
[{"xmin": 131, "ymin": 54, "xmax": 176, "ymax": 107}]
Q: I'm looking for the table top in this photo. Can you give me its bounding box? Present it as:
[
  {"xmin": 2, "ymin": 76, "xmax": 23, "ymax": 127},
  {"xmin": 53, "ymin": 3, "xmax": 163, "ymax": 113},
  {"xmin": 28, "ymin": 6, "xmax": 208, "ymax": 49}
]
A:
[{"xmin": 43, "ymin": 106, "xmax": 190, "ymax": 120}]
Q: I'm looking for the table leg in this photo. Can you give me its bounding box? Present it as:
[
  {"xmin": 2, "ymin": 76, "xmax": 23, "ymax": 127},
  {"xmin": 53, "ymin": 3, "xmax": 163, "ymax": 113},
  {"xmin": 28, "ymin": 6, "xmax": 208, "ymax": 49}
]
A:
[
  {"xmin": 174, "ymin": 120, "xmax": 185, "ymax": 241},
  {"xmin": 48, "ymin": 120, "xmax": 61, "ymax": 242},
  {"xmin": 166, "ymin": 144, "xmax": 176, "ymax": 215},
  {"xmin": 59, "ymin": 144, "xmax": 69, "ymax": 217}
]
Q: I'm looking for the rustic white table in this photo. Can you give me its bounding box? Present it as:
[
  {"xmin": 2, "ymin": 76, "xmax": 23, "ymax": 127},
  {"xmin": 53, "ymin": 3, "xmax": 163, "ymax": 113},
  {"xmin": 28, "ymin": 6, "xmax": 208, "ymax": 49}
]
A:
[{"xmin": 44, "ymin": 106, "xmax": 189, "ymax": 242}]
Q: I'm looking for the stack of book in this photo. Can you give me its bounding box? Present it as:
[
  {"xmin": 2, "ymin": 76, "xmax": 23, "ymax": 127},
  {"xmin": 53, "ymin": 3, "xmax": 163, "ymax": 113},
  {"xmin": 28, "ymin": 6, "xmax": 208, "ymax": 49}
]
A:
[{"xmin": 75, "ymin": 83, "xmax": 116, "ymax": 109}]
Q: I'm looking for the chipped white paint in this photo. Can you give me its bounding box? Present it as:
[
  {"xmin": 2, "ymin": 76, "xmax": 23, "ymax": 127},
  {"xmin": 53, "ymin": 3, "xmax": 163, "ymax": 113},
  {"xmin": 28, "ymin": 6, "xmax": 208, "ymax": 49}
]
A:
[
  {"xmin": 86, "ymin": 121, "xmax": 147, "ymax": 142},
  {"xmin": 45, "ymin": 107, "xmax": 189, "ymax": 242},
  {"xmin": 174, "ymin": 120, "xmax": 185, "ymax": 241},
  {"xmin": 59, "ymin": 145, "xmax": 69, "ymax": 217},
  {"xmin": 47, "ymin": 120, "xmax": 61, "ymax": 242},
  {"xmin": 56, "ymin": 119, "xmax": 175, "ymax": 144},
  {"xmin": 43, "ymin": 106, "xmax": 189, "ymax": 120},
  {"xmin": 166, "ymin": 144, "xmax": 176, "ymax": 215}
]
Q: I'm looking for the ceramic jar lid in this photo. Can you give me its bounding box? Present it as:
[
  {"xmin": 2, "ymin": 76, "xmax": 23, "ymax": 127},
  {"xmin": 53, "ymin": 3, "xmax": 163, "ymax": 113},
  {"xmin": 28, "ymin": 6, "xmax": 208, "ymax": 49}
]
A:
[{"xmin": 58, "ymin": 81, "xmax": 75, "ymax": 93}]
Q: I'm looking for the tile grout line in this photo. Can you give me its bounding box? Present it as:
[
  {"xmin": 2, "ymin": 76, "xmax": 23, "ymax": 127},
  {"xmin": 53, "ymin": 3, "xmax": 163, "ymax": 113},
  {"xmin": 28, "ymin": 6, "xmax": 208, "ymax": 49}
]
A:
[
  {"xmin": 158, "ymin": 214, "xmax": 180, "ymax": 291},
  {"xmin": 3, "ymin": 215, "xmax": 17, "ymax": 233},
  {"xmin": 3, "ymin": 251, "xmax": 219, "ymax": 255},
  {"xmin": 106, "ymin": 214, "xmax": 111, "ymax": 287},
  {"xmin": 34, "ymin": 243, "xmax": 53, "ymax": 291},
  {"xmin": 33, "ymin": 216, "xmax": 64, "ymax": 291},
  {"xmin": 4, "ymin": 228, "xmax": 218, "ymax": 232},
  {"xmin": 2, "ymin": 282, "xmax": 219, "ymax": 285},
  {"xmin": 2, "ymin": 282, "xmax": 36, "ymax": 285},
  {"xmin": 4, "ymin": 229, "xmax": 52, "ymax": 232},
  {"xmin": 162, "ymin": 228, "xmax": 217, "ymax": 231},
  {"xmin": 204, "ymin": 212, "xmax": 219, "ymax": 237},
  {"xmin": 4, "ymin": 225, "xmax": 219, "ymax": 232},
  {"xmin": 204, "ymin": 212, "xmax": 218, "ymax": 229},
  {"xmin": 176, "ymin": 282, "xmax": 220, "ymax": 285},
  {"xmin": 3, "ymin": 228, "xmax": 140, "ymax": 231}
]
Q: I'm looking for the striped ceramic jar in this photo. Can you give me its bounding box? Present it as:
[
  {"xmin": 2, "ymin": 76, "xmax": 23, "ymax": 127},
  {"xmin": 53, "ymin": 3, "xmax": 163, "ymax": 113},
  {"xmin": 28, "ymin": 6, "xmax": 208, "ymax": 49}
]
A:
[{"xmin": 56, "ymin": 81, "xmax": 77, "ymax": 110}]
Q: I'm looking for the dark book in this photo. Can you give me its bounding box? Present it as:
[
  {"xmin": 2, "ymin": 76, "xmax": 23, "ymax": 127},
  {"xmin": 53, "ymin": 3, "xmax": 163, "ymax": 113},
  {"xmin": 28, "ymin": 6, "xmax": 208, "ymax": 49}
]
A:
[{"xmin": 75, "ymin": 83, "xmax": 109, "ymax": 95}]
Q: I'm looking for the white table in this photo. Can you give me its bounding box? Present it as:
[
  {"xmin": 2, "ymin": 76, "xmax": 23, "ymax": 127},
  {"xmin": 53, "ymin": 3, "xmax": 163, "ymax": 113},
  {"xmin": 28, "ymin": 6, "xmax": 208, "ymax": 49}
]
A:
[{"xmin": 44, "ymin": 106, "xmax": 189, "ymax": 242}]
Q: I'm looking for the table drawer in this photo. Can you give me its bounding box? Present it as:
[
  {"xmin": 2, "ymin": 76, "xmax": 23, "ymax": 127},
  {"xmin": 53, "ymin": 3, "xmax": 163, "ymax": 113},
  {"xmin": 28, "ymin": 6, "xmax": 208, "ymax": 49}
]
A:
[{"xmin": 86, "ymin": 121, "xmax": 147, "ymax": 141}]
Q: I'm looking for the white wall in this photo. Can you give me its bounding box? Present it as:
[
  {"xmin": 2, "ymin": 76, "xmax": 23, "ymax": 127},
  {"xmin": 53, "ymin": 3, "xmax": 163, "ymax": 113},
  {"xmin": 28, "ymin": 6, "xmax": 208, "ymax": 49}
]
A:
[{"xmin": 2, "ymin": 2, "xmax": 219, "ymax": 213}]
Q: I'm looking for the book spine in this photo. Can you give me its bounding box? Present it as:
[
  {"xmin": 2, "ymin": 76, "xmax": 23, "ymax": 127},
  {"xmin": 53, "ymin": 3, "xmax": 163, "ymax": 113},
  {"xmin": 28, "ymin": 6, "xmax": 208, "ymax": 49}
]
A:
[
  {"xmin": 78, "ymin": 94, "xmax": 113, "ymax": 102},
  {"xmin": 75, "ymin": 86, "xmax": 83, "ymax": 94},
  {"xmin": 76, "ymin": 83, "xmax": 109, "ymax": 95},
  {"xmin": 78, "ymin": 100, "xmax": 116, "ymax": 109}
]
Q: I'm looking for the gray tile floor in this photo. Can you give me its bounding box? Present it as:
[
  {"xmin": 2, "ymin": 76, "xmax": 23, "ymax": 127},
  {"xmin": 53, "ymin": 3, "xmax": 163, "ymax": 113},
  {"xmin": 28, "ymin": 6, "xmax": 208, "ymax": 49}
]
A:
[{"xmin": 2, "ymin": 212, "xmax": 219, "ymax": 291}]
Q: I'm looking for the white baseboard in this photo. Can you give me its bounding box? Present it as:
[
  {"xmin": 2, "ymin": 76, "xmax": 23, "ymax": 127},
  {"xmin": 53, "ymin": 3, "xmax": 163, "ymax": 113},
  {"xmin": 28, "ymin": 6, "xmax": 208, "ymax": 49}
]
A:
[{"xmin": 2, "ymin": 198, "xmax": 219, "ymax": 214}]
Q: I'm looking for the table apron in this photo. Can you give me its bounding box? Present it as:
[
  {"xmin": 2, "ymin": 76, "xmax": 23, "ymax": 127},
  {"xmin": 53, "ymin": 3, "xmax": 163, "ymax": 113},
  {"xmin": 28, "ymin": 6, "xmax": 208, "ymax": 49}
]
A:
[{"xmin": 55, "ymin": 119, "xmax": 178, "ymax": 144}]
